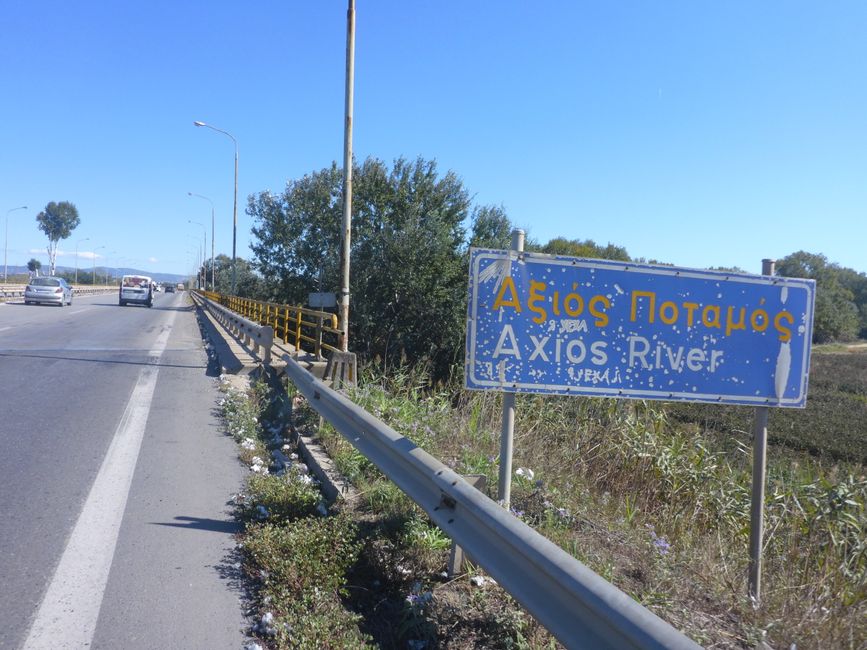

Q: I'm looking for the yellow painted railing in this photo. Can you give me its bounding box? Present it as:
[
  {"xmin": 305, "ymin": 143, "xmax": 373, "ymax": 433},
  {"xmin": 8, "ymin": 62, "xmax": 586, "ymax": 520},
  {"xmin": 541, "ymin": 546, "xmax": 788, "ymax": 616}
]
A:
[{"xmin": 200, "ymin": 290, "xmax": 339, "ymax": 359}]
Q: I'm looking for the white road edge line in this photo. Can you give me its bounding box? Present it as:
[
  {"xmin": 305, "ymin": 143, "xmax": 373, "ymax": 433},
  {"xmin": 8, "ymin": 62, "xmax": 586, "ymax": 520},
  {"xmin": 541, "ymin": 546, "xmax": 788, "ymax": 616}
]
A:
[{"xmin": 22, "ymin": 311, "xmax": 177, "ymax": 650}]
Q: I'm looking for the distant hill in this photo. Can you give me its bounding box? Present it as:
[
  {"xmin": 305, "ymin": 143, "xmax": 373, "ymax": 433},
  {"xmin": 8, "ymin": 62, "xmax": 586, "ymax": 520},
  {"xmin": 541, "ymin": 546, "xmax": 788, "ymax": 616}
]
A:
[{"xmin": 4, "ymin": 265, "xmax": 189, "ymax": 285}]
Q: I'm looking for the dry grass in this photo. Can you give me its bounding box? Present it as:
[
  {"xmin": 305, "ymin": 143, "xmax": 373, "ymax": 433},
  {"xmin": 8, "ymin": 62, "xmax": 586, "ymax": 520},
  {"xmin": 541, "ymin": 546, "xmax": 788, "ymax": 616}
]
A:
[{"xmin": 318, "ymin": 351, "xmax": 867, "ymax": 649}]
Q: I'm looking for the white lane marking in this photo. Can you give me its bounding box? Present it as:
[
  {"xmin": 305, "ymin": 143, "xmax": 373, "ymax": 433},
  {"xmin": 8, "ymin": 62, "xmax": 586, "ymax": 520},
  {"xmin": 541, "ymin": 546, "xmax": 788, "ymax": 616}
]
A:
[
  {"xmin": 0, "ymin": 326, "xmax": 11, "ymax": 332},
  {"xmin": 23, "ymin": 313, "xmax": 177, "ymax": 650}
]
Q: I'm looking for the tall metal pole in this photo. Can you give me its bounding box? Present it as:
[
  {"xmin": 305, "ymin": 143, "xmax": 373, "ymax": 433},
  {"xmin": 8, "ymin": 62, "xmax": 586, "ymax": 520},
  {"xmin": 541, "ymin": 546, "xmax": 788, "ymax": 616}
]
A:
[
  {"xmin": 189, "ymin": 192, "xmax": 216, "ymax": 290},
  {"xmin": 338, "ymin": 0, "xmax": 356, "ymax": 352},
  {"xmin": 748, "ymin": 257, "xmax": 776, "ymax": 605},
  {"xmin": 498, "ymin": 229, "xmax": 525, "ymax": 508},
  {"xmin": 4, "ymin": 206, "xmax": 27, "ymax": 283},
  {"xmin": 193, "ymin": 121, "xmax": 237, "ymax": 294},
  {"xmin": 232, "ymin": 145, "xmax": 238, "ymax": 294}
]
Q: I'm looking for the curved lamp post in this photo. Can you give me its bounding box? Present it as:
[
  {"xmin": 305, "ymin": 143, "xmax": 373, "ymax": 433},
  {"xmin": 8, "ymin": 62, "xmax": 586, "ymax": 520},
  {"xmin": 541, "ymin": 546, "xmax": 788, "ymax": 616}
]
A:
[
  {"xmin": 75, "ymin": 237, "xmax": 90, "ymax": 284},
  {"xmin": 4, "ymin": 205, "xmax": 27, "ymax": 283},
  {"xmin": 193, "ymin": 121, "xmax": 237, "ymax": 293},
  {"xmin": 188, "ymin": 192, "xmax": 215, "ymax": 290}
]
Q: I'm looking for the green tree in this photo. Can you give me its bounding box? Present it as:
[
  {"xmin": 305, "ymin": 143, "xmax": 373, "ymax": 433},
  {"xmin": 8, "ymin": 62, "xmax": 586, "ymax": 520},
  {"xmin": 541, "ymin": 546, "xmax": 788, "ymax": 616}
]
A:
[
  {"xmin": 36, "ymin": 201, "xmax": 80, "ymax": 276},
  {"xmin": 776, "ymin": 251, "xmax": 859, "ymax": 343},
  {"xmin": 249, "ymin": 164, "xmax": 343, "ymax": 305},
  {"xmin": 210, "ymin": 254, "xmax": 262, "ymax": 297},
  {"xmin": 540, "ymin": 236, "xmax": 630, "ymax": 261},
  {"xmin": 27, "ymin": 258, "xmax": 42, "ymax": 276},
  {"xmin": 249, "ymin": 156, "xmax": 472, "ymax": 378},
  {"xmin": 836, "ymin": 266, "xmax": 867, "ymax": 338},
  {"xmin": 468, "ymin": 204, "xmax": 514, "ymax": 249}
]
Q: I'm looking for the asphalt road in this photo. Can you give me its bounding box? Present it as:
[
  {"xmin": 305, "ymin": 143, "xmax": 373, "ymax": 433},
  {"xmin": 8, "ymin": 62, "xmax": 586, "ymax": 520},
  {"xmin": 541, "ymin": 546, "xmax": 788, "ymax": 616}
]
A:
[{"xmin": 0, "ymin": 291, "xmax": 247, "ymax": 649}]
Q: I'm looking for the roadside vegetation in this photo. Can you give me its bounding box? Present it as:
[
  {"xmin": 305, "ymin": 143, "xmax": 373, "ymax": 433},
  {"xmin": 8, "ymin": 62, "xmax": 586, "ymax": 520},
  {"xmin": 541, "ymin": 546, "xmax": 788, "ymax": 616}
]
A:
[
  {"xmin": 211, "ymin": 156, "xmax": 866, "ymax": 648},
  {"xmin": 219, "ymin": 344, "xmax": 866, "ymax": 649}
]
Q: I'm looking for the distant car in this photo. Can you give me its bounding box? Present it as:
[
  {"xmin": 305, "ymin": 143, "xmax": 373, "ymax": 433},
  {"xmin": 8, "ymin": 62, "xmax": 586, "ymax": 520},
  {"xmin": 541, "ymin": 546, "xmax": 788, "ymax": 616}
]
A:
[
  {"xmin": 24, "ymin": 276, "xmax": 73, "ymax": 306},
  {"xmin": 165, "ymin": 284, "xmax": 175, "ymax": 293},
  {"xmin": 119, "ymin": 274, "xmax": 154, "ymax": 307}
]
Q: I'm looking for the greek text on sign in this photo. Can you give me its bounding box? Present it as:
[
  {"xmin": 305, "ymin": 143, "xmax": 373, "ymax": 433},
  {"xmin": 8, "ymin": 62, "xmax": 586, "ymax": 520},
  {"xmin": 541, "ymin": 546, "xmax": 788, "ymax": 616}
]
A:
[{"xmin": 465, "ymin": 249, "xmax": 816, "ymax": 407}]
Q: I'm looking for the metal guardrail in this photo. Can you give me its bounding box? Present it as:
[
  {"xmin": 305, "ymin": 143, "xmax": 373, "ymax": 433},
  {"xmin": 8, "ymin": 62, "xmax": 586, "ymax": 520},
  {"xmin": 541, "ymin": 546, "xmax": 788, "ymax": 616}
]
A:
[
  {"xmin": 199, "ymin": 290, "xmax": 339, "ymax": 360},
  {"xmin": 281, "ymin": 354, "xmax": 702, "ymax": 650},
  {"xmin": 196, "ymin": 293, "xmax": 274, "ymax": 364}
]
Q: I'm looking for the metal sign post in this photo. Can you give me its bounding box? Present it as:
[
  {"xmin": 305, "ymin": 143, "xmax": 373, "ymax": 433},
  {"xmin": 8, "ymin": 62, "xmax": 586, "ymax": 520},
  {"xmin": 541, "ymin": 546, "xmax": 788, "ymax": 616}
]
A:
[
  {"xmin": 467, "ymin": 245, "xmax": 817, "ymax": 590},
  {"xmin": 748, "ymin": 258, "xmax": 775, "ymax": 605},
  {"xmin": 497, "ymin": 230, "xmax": 524, "ymax": 508}
]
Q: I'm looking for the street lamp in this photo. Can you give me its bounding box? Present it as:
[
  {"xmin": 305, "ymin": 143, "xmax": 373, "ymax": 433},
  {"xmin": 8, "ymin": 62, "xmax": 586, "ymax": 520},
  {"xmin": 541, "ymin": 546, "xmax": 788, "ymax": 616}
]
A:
[
  {"xmin": 4, "ymin": 205, "xmax": 27, "ymax": 283},
  {"xmin": 93, "ymin": 246, "xmax": 105, "ymax": 286},
  {"xmin": 193, "ymin": 120, "xmax": 238, "ymax": 293},
  {"xmin": 188, "ymin": 192, "xmax": 215, "ymax": 290},
  {"xmin": 75, "ymin": 237, "xmax": 90, "ymax": 284},
  {"xmin": 188, "ymin": 220, "xmax": 206, "ymax": 289}
]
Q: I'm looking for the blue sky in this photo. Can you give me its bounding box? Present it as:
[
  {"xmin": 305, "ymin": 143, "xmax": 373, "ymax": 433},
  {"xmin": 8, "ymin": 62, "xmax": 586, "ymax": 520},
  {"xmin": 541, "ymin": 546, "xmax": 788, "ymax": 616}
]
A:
[{"xmin": 2, "ymin": 1, "xmax": 865, "ymax": 278}]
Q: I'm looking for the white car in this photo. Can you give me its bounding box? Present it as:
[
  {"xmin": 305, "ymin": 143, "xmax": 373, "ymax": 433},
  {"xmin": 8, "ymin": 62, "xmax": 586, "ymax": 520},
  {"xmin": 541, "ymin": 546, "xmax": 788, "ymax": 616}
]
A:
[
  {"xmin": 24, "ymin": 277, "xmax": 73, "ymax": 306},
  {"xmin": 119, "ymin": 274, "xmax": 154, "ymax": 307}
]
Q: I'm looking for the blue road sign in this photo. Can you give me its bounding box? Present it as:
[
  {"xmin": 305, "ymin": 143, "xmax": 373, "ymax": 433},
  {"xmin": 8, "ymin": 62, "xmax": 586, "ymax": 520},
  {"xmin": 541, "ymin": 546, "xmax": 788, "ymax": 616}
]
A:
[{"xmin": 466, "ymin": 249, "xmax": 816, "ymax": 408}]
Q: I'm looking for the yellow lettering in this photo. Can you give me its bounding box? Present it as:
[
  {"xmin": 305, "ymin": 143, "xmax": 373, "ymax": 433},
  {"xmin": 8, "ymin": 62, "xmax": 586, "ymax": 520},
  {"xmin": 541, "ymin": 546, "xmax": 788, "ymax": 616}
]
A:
[
  {"xmin": 774, "ymin": 311, "xmax": 794, "ymax": 342},
  {"xmin": 682, "ymin": 302, "xmax": 699, "ymax": 327},
  {"xmin": 659, "ymin": 301, "xmax": 679, "ymax": 325},
  {"xmin": 750, "ymin": 308, "xmax": 769, "ymax": 332},
  {"xmin": 589, "ymin": 295, "xmax": 610, "ymax": 327},
  {"xmin": 631, "ymin": 291, "xmax": 656, "ymax": 323},
  {"xmin": 702, "ymin": 305, "xmax": 721, "ymax": 329},
  {"xmin": 492, "ymin": 276, "xmax": 521, "ymax": 312},
  {"xmin": 564, "ymin": 292, "xmax": 584, "ymax": 317},
  {"xmin": 725, "ymin": 306, "xmax": 747, "ymax": 336},
  {"xmin": 528, "ymin": 280, "xmax": 547, "ymax": 324}
]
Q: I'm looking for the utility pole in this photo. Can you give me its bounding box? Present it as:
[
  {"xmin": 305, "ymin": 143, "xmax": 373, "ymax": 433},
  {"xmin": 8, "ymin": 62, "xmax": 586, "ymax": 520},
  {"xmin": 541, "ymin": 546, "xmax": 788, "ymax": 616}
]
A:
[{"xmin": 338, "ymin": 0, "xmax": 355, "ymax": 352}]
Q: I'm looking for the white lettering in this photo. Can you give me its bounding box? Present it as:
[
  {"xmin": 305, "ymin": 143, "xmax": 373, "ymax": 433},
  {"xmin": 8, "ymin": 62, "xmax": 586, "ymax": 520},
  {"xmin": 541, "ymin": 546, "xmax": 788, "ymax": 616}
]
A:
[
  {"xmin": 627, "ymin": 336, "xmax": 721, "ymax": 373},
  {"xmin": 590, "ymin": 341, "xmax": 608, "ymax": 366},
  {"xmin": 493, "ymin": 325, "xmax": 521, "ymax": 359},
  {"xmin": 628, "ymin": 336, "xmax": 651, "ymax": 369},
  {"xmin": 529, "ymin": 335, "xmax": 550, "ymax": 362},
  {"xmin": 566, "ymin": 339, "xmax": 587, "ymax": 363}
]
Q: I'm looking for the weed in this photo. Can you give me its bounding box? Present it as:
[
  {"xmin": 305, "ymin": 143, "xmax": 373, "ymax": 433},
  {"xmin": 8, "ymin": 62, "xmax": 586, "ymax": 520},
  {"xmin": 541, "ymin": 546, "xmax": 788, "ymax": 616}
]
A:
[
  {"xmin": 236, "ymin": 472, "xmax": 322, "ymax": 525},
  {"xmin": 403, "ymin": 513, "xmax": 452, "ymax": 552}
]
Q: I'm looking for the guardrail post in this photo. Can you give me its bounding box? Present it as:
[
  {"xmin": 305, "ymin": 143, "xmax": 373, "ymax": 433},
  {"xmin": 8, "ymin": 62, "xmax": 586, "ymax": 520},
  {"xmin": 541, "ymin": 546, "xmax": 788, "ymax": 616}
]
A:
[
  {"xmin": 295, "ymin": 309, "xmax": 303, "ymax": 351},
  {"xmin": 315, "ymin": 313, "xmax": 324, "ymax": 360},
  {"xmin": 261, "ymin": 326, "xmax": 273, "ymax": 365},
  {"xmin": 285, "ymin": 306, "xmax": 291, "ymax": 344},
  {"xmin": 448, "ymin": 474, "xmax": 486, "ymax": 576}
]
